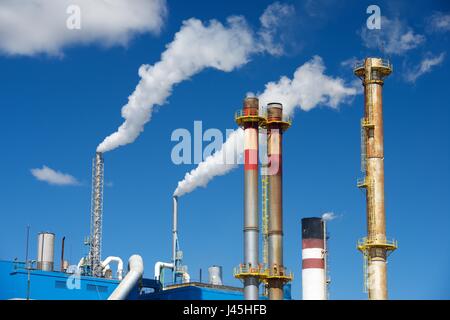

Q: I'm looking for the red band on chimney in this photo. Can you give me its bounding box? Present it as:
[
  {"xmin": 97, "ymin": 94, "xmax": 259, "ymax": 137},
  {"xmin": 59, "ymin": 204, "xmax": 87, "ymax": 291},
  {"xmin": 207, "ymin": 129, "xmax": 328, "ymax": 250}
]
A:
[
  {"xmin": 244, "ymin": 149, "xmax": 258, "ymax": 170},
  {"xmin": 302, "ymin": 239, "xmax": 325, "ymax": 249},
  {"xmin": 302, "ymin": 258, "xmax": 325, "ymax": 269}
]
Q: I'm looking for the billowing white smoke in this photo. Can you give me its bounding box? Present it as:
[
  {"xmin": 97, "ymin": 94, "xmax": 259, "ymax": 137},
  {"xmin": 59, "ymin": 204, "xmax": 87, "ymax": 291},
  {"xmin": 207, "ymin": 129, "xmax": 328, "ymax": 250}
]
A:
[
  {"xmin": 258, "ymin": 55, "xmax": 358, "ymax": 115},
  {"xmin": 97, "ymin": 3, "xmax": 295, "ymax": 153},
  {"xmin": 174, "ymin": 56, "xmax": 358, "ymax": 197},
  {"xmin": 173, "ymin": 128, "xmax": 244, "ymax": 197}
]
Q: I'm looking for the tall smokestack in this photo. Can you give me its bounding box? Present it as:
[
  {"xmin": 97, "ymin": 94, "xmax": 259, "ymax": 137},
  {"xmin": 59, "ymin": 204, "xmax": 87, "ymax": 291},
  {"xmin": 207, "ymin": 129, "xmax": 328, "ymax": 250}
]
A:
[
  {"xmin": 234, "ymin": 97, "xmax": 262, "ymax": 300},
  {"xmin": 266, "ymin": 102, "xmax": 291, "ymax": 300},
  {"xmin": 301, "ymin": 218, "xmax": 327, "ymax": 300},
  {"xmin": 354, "ymin": 58, "xmax": 397, "ymax": 300},
  {"xmin": 89, "ymin": 152, "xmax": 104, "ymax": 277}
]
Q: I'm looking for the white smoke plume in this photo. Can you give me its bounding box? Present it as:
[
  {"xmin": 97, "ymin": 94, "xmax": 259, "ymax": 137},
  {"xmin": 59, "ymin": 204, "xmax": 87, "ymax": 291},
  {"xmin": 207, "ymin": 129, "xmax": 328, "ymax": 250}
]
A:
[
  {"xmin": 173, "ymin": 128, "xmax": 244, "ymax": 197},
  {"xmin": 97, "ymin": 3, "xmax": 294, "ymax": 153},
  {"xmin": 174, "ymin": 56, "xmax": 359, "ymax": 197},
  {"xmin": 321, "ymin": 212, "xmax": 338, "ymax": 222},
  {"xmin": 258, "ymin": 55, "xmax": 358, "ymax": 116}
]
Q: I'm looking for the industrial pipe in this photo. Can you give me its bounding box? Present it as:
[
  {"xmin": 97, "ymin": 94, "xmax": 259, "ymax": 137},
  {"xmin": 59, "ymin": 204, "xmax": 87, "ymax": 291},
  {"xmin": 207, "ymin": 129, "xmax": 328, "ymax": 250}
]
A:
[
  {"xmin": 266, "ymin": 103, "xmax": 286, "ymax": 300},
  {"xmin": 172, "ymin": 196, "xmax": 178, "ymax": 273},
  {"xmin": 301, "ymin": 218, "xmax": 327, "ymax": 300},
  {"xmin": 238, "ymin": 97, "xmax": 261, "ymax": 300},
  {"xmin": 60, "ymin": 236, "xmax": 65, "ymax": 272},
  {"xmin": 108, "ymin": 255, "xmax": 144, "ymax": 300},
  {"xmin": 101, "ymin": 256, "xmax": 124, "ymax": 280},
  {"xmin": 354, "ymin": 58, "xmax": 396, "ymax": 300},
  {"xmin": 76, "ymin": 257, "xmax": 85, "ymax": 273},
  {"xmin": 154, "ymin": 261, "xmax": 174, "ymax": 281},
  {"xmin": 182, "ymin": 271, "xmax": 191, "ymax": 283},
  {"xmin": 208, "ymin": 265, "xmax": 223, "ymax": 285}
]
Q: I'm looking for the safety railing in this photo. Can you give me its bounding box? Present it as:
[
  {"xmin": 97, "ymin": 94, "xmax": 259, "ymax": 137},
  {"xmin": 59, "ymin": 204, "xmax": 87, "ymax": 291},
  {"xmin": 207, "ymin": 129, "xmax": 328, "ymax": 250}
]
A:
[
  {"xmin": 357, "ymin": 237, "xmax": 398, "ymax": 251},
  {"xmin": 234, "ymin": 264, "xmax": 293, "ymax": 281},
  {"xmin": 235, "ymin": 109, "xmax": 261, "ymax": 118},
  {"xmin": 354, "ymin": 59, "xmax": 392, "ymax": 70},
  {"xmin": 357, "ymin": 177, "xmax": 367, "ymax": 188}
]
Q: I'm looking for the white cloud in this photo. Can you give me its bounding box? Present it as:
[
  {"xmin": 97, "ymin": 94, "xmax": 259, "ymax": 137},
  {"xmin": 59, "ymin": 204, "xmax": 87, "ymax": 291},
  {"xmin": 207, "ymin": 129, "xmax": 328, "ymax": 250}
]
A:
[
  {"xmin": 428, "ymin": 11, "xmax": 450, "ymax": 32},
  {"xmin": 258, "ymin": 2, "xmax": 296, "ymax": 55},
  {"xmin": 258, "ymin": 55, "xmax": 359, "ymax": 115},
  {"xmin": 361, "ymin": 17, "xmax": 425, "ymax": 55},
  {"xmin": 340, "ymin": 56, "xmax": 358, "ymax": 68},
  {"xmin": 405, "ymin": 52, "xmax": 446, "ymax": 83},
  {"xmin": 31, "ymin": 166, "xmax": 80, "ymax": 186},
  {"xmin": 0, "ymin": 0, "xmax": 167, "ymax": 56}
]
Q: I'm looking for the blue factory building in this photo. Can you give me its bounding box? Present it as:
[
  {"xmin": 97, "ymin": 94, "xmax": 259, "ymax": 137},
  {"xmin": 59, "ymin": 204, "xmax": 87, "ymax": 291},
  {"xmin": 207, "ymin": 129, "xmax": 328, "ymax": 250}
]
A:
[{"xmin": 1, "ymin": 260, "xmax": 288, "ymax": 300}]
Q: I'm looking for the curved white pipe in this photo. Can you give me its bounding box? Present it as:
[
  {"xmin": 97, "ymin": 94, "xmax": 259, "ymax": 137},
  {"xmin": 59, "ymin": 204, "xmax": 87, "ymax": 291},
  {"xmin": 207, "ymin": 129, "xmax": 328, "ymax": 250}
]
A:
[
  {"xmin": 108, "ymin": 255, "xmax": 144, "ymax": 300},
  {"xmin": 76, "ymin": 257, "xmax": 85, "ymax": 273},
  {"xmin": 103, "ymin": 264, "xmax": 111, "ymax": 275},
  {"xmin": 182, "ymin": 271, "xmax": 190, "ymax": 283},
  {"xmin": 154, "ymin": 261, "xmax": 174, "ymax": 280},
  {"xmin": 101, "ymin": 256, "xmax": 124, "ymax": 280}
]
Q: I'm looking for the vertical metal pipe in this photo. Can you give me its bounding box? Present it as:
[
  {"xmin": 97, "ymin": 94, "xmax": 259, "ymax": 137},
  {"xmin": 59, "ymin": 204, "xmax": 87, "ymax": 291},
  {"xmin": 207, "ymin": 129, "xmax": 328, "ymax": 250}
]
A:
[
  {"xmin": 25, "ymin": 225, "xmax": 30, "ymax": 268},
  {"xmin": 242, "ymin": 97, "xmax": 260, "ymax": 300},
  {"xmin": 267, "ymin": 103, "xmax": 284, "ymax": 300},
  {"xmin": 301, "ymin": 218, "xmax": 327, "ymax": 300},
  {"xmin": 60, "ymin": 236, "xmax": 66, "ymax": 272},
  {"xmin": 172, "ymin": 195, "xmax": 178, "ymax": 277}
]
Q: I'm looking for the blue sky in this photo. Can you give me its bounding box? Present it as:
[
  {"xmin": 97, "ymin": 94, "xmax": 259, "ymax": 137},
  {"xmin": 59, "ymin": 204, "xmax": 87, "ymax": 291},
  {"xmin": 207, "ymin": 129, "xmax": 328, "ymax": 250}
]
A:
[{"xmin": 0, "ymin": 0, "xmax": 449, "ymax": 299}]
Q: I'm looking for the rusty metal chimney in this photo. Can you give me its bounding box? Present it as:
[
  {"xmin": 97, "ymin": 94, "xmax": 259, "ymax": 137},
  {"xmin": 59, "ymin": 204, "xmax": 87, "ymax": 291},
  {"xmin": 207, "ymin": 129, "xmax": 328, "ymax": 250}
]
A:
[
  {"xmin": 354, "ymin": 58, "xmax": 397, "ymax": 300},
  {"xmin": 265, "ymin": 102, "xmax": 292, "ymax": 300},
  {"xmin": 234, "ymin": 97, "xmax": 263, "ymax": 300}
]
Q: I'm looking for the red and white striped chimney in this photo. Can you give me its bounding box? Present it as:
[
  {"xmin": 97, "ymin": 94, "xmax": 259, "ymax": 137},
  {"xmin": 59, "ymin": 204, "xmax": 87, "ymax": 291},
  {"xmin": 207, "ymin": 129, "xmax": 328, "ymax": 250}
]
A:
[
  {"xmin": 241, "ymin": 97, "xmax": 260, "ymax": 300},
  {"xmin": 301, "ymin": 217, "xmax": 327, "ymax": 300}
]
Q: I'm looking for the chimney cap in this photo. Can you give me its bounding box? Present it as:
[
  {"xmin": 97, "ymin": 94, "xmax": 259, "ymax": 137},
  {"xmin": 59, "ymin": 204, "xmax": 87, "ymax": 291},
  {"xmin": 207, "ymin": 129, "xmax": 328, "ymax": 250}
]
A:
[{"xmin": 267, "ymin": 102, "xmax": 283, "ymax": 109}]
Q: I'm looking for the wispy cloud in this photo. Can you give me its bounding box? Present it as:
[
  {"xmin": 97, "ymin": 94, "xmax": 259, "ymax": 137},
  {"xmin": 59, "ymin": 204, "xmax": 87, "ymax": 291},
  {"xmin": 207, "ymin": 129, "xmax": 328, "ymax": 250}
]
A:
[
  {"xmin": 361, "ymin": 17, "xmax": 425, "ymax": 55},
  {"xmin": 340, "ymin": 56, "xmax": 358, "ymax": 68},
  {"xmin": 405, "ymin": 52, "xmax": 446, "ymax": 83},
  {"xmin": 31, "ymin": 166, "xmax": 80, "ymax": 186},
  {"xmin": 321, "ymin": 212, "xmax": 339, "ymax": 222},
  {"xmin": 427, "ymin": 11, "xmax": 450, "ymax": 33},
  {"xmin": 258, "ymin": 2, "xmax": 296, "ymax": 56}
]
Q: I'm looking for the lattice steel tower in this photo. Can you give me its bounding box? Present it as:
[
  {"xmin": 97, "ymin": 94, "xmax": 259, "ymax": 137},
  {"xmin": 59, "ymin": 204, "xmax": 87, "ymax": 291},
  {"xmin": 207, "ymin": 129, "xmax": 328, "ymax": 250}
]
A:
[{"xmin": 89, "ymin": 152, "xmax": 104, "ymax": 277}]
